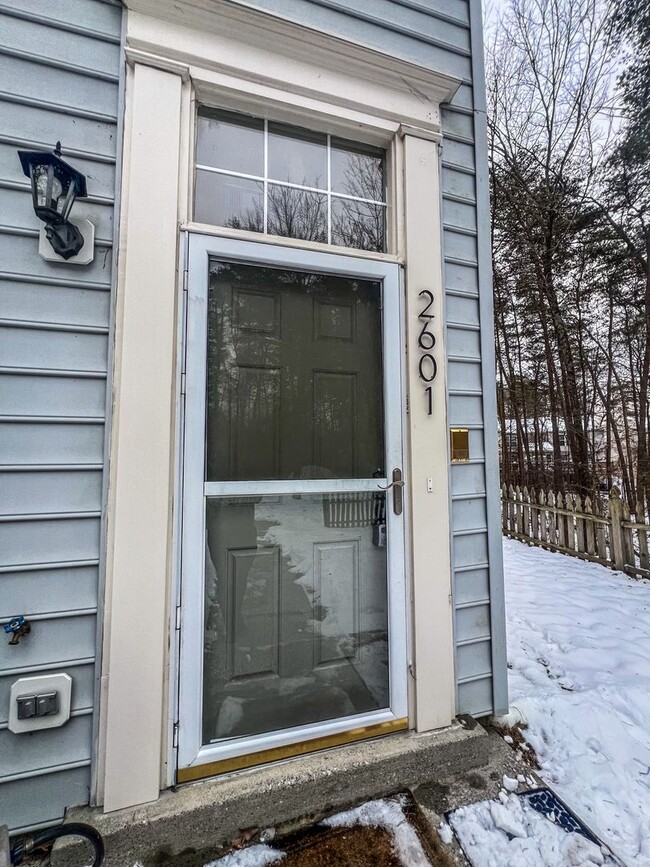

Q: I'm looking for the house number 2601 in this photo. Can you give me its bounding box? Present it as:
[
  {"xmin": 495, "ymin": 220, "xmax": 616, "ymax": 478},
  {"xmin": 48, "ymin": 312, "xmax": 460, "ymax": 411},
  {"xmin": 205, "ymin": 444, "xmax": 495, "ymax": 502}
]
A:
[{"xmin": 418, "ymin": 290, "xmax": 438, "ymax": 415}]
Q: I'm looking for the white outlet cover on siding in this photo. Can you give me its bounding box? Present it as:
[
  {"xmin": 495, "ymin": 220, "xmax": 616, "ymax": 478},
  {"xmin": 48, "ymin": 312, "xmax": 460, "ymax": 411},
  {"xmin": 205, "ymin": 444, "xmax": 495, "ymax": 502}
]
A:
[{"xmin": 8, "ymin": 672, "xmax": 72, "ymax": 733}]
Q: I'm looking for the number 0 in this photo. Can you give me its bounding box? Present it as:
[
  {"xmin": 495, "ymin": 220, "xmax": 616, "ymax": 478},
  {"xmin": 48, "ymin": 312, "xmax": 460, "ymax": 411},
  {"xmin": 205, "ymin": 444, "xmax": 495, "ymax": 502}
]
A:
[{"xmin": 418, "ymin": 354, "xmax": 437, "ymax": 383}]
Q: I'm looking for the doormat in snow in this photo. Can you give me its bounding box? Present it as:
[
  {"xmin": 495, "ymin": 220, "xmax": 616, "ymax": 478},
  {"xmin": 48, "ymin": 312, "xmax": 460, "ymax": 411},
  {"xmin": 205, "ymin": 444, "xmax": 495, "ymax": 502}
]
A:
[
  {"xmin": 444, "ymin": 787, "xmax": 621, "ymax": 866},
  {"xmin": 204, "ymin": 795, "xmax": 454, "ymax": 867}
]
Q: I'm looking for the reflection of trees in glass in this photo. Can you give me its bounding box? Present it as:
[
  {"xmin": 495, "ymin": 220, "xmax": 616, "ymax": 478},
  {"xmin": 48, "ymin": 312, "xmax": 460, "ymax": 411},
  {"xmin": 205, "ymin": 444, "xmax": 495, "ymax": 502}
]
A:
[
  {"xmin": 331, "ymin": 199, "xmax": 384, "ymax": 252},
  {"xmin": 268, "ymin": 186, "xmax": 327, "ymax": 243},
  {"xmin": 227, "ymin": 185, "xmax": 327, "ymax": 243},
  {"xmin": 332, "ymin": 152, "xmax": 385, "ymax": 252},
  {"xmin": 223, "ymin": 152, "xmax": 385, "ymax": 251},
  {"xmin": 206, "ymin": 262, "xmax": 384, "ymax": 482},
  {"xmin": 336, "ymin": 150, "xmax": 384, "ymax": 202}
]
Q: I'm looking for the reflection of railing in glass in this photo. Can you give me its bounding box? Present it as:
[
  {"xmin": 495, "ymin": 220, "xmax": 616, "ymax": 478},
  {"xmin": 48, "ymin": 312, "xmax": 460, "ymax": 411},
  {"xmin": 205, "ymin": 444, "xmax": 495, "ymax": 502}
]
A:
[{"xmin": 322, "ymin": 491, "xmax": 386, "ymax": 528}]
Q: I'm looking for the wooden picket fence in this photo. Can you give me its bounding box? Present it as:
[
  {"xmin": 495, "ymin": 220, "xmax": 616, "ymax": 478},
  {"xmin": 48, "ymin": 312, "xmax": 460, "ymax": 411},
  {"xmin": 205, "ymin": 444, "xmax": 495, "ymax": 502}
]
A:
[{"xmin": 501, "ymin": 485, "xmax": 650, "ymax": 578}]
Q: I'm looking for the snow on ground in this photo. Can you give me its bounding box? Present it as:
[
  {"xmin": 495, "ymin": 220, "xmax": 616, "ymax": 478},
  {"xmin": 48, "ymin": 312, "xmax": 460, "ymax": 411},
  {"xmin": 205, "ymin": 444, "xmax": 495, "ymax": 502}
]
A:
[
  {"xmin": 449, "ymin": 789, "xmax": 614, "ymax": 867},
  {"xmin": 502, "ymin": 538, "xmax": 650, "ymax": 865},
  {"xmin": 204, "ymin": 844, "xmax": 285, "ymax": 867}
]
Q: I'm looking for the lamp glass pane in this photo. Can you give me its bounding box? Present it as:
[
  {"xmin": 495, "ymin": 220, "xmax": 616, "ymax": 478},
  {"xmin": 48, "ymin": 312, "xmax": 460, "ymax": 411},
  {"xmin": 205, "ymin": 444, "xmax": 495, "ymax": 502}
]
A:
[{"xmin": 33, "ymin": 165, "xmax": 62, "ymax": 209}]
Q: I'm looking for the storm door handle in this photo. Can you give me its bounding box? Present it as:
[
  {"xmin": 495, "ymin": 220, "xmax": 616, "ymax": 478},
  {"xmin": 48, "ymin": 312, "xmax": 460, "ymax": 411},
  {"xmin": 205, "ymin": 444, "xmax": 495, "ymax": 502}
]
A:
[{"xmin": 377, "ymin": 468, "xmax": 404, "ymax": 516}]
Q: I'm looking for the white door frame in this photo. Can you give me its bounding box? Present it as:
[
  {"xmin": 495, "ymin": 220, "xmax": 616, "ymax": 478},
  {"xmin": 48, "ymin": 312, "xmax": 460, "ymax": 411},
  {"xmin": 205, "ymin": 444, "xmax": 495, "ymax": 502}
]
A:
[{"xmin": 177, "ymin": 233, "xmax": 408, "ymax": 773}]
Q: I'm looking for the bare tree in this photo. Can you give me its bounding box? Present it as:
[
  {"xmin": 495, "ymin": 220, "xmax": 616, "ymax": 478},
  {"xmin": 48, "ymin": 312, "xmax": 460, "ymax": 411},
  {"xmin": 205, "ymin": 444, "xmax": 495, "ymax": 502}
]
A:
[{"xmin": 488, "ymin": 0, "xmax": 616, "ymax": 496}]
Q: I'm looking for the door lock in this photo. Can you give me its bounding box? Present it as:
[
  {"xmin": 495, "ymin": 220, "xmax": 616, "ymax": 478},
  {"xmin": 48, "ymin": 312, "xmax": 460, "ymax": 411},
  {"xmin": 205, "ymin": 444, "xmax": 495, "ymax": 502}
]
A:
[{"xmin": 377, "ymin": 468, "xmax": 404, "ymax": 515}]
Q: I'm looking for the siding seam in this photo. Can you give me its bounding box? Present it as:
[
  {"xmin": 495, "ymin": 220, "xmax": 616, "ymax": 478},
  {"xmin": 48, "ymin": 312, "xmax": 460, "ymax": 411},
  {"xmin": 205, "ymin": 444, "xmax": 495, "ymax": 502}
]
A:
[
  {"xmin": 444, "ymin": 256, "xmax": 478, "ymax": 268},
  {"xmin": 0, "ymin": 708, "xmax": 93, "ymax": 732},
  {"xmin": 1, "ymin": 178, "xmax": 115, "ymax": 206},
  {"xmin": 0, "ymin": 273, "xmax": 111, "ymax": 290},
  {"xmin": 445, "ymin": 288, "xmax": 479, "ymax": 298},
  {"xmin": 444, "ymin": 223, "xmax": 478, "ymax": 238},
  {"xmin": 0, "ymin": 465, "xmax": 104, "ymax": 472},
  {"xmin": 457, "ymin": 635, "xmax": 490, "ymax": 647},
  {"xmin": 0, "ymin": 368, "xmax": 107, "ymax": 379},
  {"xmin": 0, "ymin": 319, "xmax": 110, "ymax": 335},
  {"xmin": 0, "ymin": 657, "xmax": 96, "ymax": 676},
  {"xmin": 457, "ymin": 672, "xmax": 491, "ymax": 684},
  {"xmin": 453, "ymin": 526, "xmax": 487, "ymax": 535},
  {"xmin": 455, "ymin": 562, "xmax": 489, "ymax": 572},
  {"xmin": 0, "ymin": 225, "xmax": 113, "ymax": 248},
  {"xmin": 0, "ymin": 512, "xmax": 102, "ymax": 523},
  {"xmin": 0, "ymin": 92, "xmax": 117, "ymax": 125},
  {"xmin": 291, "ymin": 0, "xmax": 472, "ymax": 55},
  {"xmin": 0, "ymin": 6, "xmax": 121, "ymax": 46},
  {"xmin": 448, "ymin": 321, "xmax": 480, "ymax": 331},
  {"xmin": 1, "ymin": 760, "xmax": 92, "ymax": 785},
  {"xmin": 0, "ymin": 135, "xmax": 116, "ymax": 164},
  {"xmin": 441, "ymin": 160, "xmax": 476, "ymax": 177},
  {"xmin": 0, "ymin": 610, "xmax": 97, "ymax": 622},
  {"xmin": 443, "ymin": 192, "xmax": 477, "ymax": 206},
  {"xmin": 456, "ymin": 598, "xmax": 490, "ymax": 609},
  {"xmin": 391, "ymin": 0, "xmax": 470, "ymax": 28},
  {"xmin": 0, "ymin": 416, "xmax": 105, "ymax": 424},
  {"xmin": 0, "ymin": 561, "xmax": 100, "ymax": 574},
  {"xmin": 0, "ymin": 45, "xmax": 120, "ymax": 83}
]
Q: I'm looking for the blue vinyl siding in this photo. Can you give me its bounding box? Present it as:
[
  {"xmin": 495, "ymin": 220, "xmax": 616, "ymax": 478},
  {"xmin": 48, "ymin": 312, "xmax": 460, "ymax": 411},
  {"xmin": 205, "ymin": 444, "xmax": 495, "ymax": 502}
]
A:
[{"xmin": 0, "ymin": 0, "xmax": 122, "ymax": 833}]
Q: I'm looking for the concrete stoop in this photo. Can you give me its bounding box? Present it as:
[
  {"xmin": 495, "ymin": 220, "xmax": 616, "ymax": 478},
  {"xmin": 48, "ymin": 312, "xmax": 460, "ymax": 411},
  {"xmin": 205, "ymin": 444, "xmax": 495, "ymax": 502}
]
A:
[{"xmin": 52, "ymin": 721, "xmax": 527, "ymax": 866}]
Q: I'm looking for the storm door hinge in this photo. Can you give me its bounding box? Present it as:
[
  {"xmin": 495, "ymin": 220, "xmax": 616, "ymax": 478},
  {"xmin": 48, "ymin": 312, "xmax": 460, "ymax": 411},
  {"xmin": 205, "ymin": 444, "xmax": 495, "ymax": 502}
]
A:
[
  {"xmin": 175, "ymin": 605, "xmax": 182, "ymax": 631},
  {"xmin": 172, "ymin": 721, "xmax": 179, "ymax": 749}
]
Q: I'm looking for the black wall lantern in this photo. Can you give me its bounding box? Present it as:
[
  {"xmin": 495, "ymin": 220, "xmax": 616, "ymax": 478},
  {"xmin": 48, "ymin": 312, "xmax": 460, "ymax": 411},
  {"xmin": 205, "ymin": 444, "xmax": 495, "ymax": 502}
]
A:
[{"xmin": 18, "ymin": 142, "xmax": 88, "ymax": 260}]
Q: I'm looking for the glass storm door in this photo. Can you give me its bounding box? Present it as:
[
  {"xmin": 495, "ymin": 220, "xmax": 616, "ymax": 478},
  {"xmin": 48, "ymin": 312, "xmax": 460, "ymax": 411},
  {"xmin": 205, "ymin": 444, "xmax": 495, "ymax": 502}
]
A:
[{"xmin": 177, "ymin": 235, "xmax": 407, "ymax": 778}]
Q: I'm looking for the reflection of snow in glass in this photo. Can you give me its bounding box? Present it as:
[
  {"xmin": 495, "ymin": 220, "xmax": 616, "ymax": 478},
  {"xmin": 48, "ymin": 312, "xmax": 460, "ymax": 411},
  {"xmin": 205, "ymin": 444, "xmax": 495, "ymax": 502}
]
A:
[
  {"xmin": 202, "ymin": 494, "xmax": 390, "ymax": 740},
  {"xmin": 256, "ymin": 495, "xmax": 389, "ymax": 705}
]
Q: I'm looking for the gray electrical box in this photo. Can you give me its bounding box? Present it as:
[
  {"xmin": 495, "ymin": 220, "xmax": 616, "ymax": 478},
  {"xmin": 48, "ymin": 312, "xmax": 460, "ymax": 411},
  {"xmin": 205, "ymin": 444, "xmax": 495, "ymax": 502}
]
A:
[{"xmin": 17, "ymin": 692, "xmax": 59, "ymax": 720}]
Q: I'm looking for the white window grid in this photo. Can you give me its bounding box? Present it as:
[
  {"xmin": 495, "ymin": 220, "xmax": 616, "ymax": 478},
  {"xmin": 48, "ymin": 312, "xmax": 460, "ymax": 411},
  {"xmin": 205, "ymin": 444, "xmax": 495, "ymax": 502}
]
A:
[{"xmin": 195, "ymin": 119, "xmax": 387, "ymax": 248}]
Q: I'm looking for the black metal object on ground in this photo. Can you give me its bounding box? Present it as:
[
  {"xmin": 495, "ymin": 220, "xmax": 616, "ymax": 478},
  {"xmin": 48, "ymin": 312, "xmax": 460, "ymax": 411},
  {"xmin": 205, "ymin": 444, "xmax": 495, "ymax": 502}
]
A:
[
  {"xmin": 10, "ymin": 823, "xmax": 103, "ymax": 866},
  {"xmin": 522, "ymin": 787, "xmax": 599, "ymax": 843}
]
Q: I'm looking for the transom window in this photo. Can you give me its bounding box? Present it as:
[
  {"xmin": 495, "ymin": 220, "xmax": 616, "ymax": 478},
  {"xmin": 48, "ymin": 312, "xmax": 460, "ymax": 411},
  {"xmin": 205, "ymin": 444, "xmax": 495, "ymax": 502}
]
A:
[{"xmin": 194, "ymin": 108, "xmax": 387, "ymax": 252}]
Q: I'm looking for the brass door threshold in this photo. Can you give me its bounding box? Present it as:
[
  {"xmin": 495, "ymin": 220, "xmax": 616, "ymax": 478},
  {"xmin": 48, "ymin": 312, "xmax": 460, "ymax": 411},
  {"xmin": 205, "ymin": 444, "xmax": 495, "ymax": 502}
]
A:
[{"xmin": 177, "ymin": 717, "xmax": 409, "ymax": 784}]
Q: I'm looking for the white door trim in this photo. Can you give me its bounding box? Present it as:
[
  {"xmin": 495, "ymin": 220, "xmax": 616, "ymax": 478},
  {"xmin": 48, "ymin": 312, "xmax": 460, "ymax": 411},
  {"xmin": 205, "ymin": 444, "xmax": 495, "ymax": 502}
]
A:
[{"xmin": 177, "ymin": 233, "xmax": 407, "ymax": 772}]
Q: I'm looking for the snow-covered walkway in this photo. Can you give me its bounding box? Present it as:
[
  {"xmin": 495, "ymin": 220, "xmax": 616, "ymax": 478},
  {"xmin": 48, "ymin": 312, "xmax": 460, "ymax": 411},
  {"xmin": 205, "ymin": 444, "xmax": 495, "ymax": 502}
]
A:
[{"xmin": 503, "ymin": 538, "xmax": 650, "ymax": 865}]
